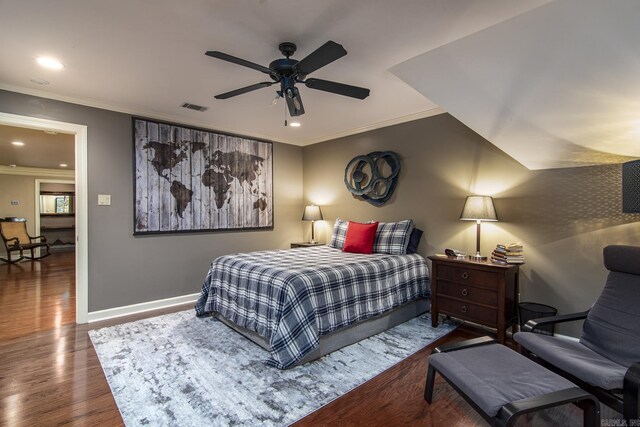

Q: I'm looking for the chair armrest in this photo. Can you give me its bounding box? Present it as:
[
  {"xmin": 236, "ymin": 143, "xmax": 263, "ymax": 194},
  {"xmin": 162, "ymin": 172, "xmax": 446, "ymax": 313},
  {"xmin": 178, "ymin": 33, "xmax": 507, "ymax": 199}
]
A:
[
  {"xmin": 624, "ymin": 362, "xmax": 640, "ymax": 391},
  {"xmin": 30, "ymin": 235, "xmax": 47, "ymax": 243},
  {"xmin": 3, "ymin": 236, "xmax": 20, "ymax": 246},
  {"xmin": 433, "ymin": 336, "xmax": 497, "ymax": 354},
  {"xmin": 522, "ymin": 310, "xmax": 590, "ymax": 333}
]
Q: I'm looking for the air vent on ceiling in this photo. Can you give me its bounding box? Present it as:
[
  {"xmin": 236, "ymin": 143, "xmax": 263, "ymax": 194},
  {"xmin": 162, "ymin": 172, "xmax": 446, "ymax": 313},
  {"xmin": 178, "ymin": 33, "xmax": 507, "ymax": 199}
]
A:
[{"xmin": 181, "ymin": 102, "xmax": 209, "ymax": 112}]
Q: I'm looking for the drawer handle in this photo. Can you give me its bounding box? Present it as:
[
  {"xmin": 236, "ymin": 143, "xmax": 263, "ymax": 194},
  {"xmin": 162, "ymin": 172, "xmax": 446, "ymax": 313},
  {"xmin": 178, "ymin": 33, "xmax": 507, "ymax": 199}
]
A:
[
  {"xmin": 461, "ymin": 288, "xmax": 468, "ymax": 297},
  {"xmin": 461, "ymin": 272, "xmax": 469, "ymax": 279},
  {"xmin": 461, "ymin": 305, "xmax": 468, "ymax": 313}
]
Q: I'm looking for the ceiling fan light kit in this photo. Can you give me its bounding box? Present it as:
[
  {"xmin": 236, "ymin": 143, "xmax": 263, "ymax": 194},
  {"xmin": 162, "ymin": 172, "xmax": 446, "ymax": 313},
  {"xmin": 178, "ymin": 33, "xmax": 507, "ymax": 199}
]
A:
[{"xmin": 206, "ymin": 41, "xmax": 370, "ymax": 120}]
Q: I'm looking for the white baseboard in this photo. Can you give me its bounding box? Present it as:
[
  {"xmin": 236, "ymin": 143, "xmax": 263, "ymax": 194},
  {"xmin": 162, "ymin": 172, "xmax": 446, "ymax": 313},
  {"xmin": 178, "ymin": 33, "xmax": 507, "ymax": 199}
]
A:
[{"xmin": 87, "ymin": 292, "xmax": 199, "ymax": 323}]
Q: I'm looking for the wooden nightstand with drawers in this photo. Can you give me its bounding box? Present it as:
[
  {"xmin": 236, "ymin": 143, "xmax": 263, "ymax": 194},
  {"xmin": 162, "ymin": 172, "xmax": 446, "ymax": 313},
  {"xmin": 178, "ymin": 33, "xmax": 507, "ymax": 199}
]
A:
[{"xmin": 428, "ymin": 255, "xmax": 520, "ymax": 344}]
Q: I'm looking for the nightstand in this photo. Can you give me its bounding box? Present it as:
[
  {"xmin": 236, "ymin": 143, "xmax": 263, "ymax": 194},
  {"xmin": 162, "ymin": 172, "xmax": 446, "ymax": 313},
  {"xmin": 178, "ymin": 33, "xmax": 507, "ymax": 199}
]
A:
[
  {"xmin": 428, "ymin": 255, "xmax": 520, "ymax": 344},
  {"xmin": 290, "ymin": 242, "xmax": 325, "ymax": 248}
]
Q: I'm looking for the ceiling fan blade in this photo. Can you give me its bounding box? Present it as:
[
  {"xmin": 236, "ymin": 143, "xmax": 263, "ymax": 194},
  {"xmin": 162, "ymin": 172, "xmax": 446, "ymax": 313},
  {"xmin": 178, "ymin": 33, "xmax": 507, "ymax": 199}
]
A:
[
  {"xmin": 214, "ymin": 82, "xmax": 275, "ymax": 99},
  {"xmin": 305, "ymin": 78, "xmax": 370, "ymax": 99},
  {"xmin": 293, "ymin": 41, "xmax": 347, "ymax": 76},
  {"xmin": 205, "ymin": 51, "xmax": 273, "ymax": 75}
]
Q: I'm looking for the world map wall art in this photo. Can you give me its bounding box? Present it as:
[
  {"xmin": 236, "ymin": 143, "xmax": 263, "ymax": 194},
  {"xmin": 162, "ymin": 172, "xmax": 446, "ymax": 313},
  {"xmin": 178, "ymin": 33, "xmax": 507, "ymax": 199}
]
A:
[{"xmin": 133, "ymin": 118, "xmax": 273, "ymax": 234}]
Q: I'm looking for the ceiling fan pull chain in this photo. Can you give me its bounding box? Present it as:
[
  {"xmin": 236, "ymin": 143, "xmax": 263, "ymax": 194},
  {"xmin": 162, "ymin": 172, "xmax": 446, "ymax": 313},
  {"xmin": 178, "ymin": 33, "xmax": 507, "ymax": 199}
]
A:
[{"xmin": 284, "ymin": 98, "xmax": 288, "ymax": 127}]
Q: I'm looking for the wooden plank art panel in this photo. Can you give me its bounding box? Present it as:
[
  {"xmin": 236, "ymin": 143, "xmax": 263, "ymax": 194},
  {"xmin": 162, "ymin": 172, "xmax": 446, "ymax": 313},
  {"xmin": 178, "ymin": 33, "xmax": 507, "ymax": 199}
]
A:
[{"xmin": 133, "ymin": 118, "xmax": 273, "ymax": 234}]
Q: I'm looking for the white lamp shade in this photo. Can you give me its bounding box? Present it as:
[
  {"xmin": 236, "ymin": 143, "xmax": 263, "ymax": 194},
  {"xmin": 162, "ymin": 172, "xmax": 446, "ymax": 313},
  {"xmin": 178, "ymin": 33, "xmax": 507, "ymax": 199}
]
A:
[
  {"xmin": 302, "ymin": 205, "xmax": 323, "ymax": 221},
  {"xmin": 460, "ymin": 196, "xmax": 498, "ymax": 222}
]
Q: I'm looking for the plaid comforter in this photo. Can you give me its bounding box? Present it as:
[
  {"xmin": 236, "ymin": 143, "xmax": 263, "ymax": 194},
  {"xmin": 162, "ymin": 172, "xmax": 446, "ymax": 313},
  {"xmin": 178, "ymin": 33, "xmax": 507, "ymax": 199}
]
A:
[{"xmin": 195, "ymin": 245, "xmax": 430, "ymax": 369}]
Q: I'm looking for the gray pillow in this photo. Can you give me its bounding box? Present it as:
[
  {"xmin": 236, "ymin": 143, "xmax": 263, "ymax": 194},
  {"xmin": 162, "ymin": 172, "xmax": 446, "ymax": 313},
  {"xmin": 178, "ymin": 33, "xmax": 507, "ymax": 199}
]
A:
[
  {"xmin": 372, "ymin": 220, "xmax": 414, "ymax": 255},
  {"xmin": 406, "ymin": 228, "xmax": 424, "ymax": 254}
]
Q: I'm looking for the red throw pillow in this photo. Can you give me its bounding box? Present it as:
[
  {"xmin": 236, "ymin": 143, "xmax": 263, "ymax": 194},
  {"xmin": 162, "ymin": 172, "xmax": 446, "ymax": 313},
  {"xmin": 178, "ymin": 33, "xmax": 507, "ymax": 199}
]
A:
[{"xmin": 343, "ymin": 221, "xmax": 379, "ymax": 254}]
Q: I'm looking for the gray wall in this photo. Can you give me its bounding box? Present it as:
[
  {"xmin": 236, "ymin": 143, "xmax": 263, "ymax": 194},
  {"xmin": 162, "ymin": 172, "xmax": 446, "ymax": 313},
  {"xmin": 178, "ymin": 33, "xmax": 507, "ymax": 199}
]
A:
[
  {"xmin": 0, "ymin": 90, "xmax": 304, "ymax": 311},
  {"xmin": 303, "ymin": 113, "xmax": 640, "ymax": 336}
]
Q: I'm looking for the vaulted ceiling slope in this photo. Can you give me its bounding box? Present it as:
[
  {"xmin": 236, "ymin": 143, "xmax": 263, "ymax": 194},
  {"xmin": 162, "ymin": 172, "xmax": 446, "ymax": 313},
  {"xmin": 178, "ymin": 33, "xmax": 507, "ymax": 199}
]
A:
[
  {"xmin": 0, "ymin": 0, "xmax": 548, "ymax": 146},
  {"xmin": 391, "ymin": 0, "xmax": 640, "ymax": 170}
]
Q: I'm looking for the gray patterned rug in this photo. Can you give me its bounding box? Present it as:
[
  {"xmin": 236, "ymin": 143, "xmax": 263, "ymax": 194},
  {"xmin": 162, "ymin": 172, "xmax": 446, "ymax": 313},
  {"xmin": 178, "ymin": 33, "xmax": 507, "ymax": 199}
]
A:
[{"xmin": 89, "ymin": 310, "xmax": 458, "ymax": 426}]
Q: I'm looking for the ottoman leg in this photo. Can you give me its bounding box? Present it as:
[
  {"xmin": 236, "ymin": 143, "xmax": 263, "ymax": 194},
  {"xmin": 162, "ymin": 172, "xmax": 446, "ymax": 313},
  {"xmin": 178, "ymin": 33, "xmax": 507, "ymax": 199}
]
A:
[
  {"xmin": 424, "ymin": 364, "xmax": 437, "ymax": 403},
  {"xmin": 577, "ymin": 398, "xmax": 600, "ymax": 427}
]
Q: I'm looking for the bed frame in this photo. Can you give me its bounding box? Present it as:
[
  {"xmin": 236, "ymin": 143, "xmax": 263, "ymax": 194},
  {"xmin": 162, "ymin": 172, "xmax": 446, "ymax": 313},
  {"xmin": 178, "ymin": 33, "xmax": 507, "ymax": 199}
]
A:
[{"xmin": 214, "ymin": 297, "xmax": 430, "ymax": 367}]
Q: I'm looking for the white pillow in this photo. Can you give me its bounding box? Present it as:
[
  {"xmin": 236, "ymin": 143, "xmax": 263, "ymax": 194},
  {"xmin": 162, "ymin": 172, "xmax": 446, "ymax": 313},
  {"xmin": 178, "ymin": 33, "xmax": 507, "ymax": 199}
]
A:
[{"xmin": 328, "ymin": 218, "xmax": 349, "ymax": 249}]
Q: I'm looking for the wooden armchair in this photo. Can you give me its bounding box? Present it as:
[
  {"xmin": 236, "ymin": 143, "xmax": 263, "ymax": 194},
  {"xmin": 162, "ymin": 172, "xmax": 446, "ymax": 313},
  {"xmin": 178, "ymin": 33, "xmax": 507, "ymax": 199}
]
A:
[{"xmin": 0, "ymin": 220, "xmax": 51, "ymax": 263}]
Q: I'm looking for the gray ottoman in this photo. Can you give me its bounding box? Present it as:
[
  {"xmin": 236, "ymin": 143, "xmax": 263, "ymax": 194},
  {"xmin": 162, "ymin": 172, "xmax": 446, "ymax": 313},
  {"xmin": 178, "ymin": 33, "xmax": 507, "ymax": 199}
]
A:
[{"xmin": 424, "ymin": 337, "xmax": 600, "ymax": 426}]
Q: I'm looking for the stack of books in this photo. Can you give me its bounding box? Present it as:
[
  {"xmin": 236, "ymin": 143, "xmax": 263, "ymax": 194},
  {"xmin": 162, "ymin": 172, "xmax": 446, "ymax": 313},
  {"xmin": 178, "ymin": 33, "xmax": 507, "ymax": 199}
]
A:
[{"xmin": 491, "ymin": 243, "xmax": 524, "ymax": 264}]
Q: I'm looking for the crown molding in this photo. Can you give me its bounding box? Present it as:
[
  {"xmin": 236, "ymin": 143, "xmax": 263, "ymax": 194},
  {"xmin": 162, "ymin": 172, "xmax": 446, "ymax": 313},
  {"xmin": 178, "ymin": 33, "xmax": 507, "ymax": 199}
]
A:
[
  {"xmin": 0, "ymin": 84, "xmax": 446, "ymax": 148},
  {"xmin": 0, "ymin": 165, "xmax": 74, "ymax": 178},
  {"xmin": 0, "ymin": 83, "xmax": 288, "ymax": 144}
]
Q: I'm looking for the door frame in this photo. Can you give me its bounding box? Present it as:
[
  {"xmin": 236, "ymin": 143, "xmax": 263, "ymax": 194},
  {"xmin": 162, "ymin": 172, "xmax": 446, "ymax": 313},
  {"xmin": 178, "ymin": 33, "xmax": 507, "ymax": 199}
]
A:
[{"xmin": 0, "ymin": 112, "xmax": 88, "ymax": 323}]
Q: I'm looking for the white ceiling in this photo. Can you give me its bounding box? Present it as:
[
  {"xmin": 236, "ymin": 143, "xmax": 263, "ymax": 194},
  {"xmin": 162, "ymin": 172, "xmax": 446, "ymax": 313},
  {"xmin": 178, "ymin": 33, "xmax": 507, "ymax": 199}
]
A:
[
  {"xmin": 0, "ymin": 0, "xmax": 549, "ymax": 147},
  {"xmin": 0, "ymin": 124, "xmax": 75, "ymax": 169},
  {"xmin": 391, "ymin": 0, "xmax": 640, "ymax": 169}
]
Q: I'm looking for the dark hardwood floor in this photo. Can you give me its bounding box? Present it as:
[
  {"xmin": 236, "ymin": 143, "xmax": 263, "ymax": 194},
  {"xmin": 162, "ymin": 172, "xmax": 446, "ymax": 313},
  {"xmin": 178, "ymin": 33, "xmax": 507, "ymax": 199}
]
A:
[{"xmin": 0, "ymin": 251, "xmax": 583, "ymax": 426}]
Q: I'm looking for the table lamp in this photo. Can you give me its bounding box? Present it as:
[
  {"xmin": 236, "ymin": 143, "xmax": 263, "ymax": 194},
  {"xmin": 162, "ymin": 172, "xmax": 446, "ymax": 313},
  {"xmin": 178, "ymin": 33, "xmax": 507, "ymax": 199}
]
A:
[
  {"xmin": 302, "ymin": 205, "xmax": 323, "ymax": 243},
  {"xmin": 460, "ymin": 195, "xmax": 498, "ymax": 260}
]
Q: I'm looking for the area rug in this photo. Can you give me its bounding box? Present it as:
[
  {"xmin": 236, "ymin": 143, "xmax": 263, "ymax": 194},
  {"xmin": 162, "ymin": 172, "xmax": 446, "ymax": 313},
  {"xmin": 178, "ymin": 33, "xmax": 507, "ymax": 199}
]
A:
[{"xmin": 89, "ymin": 310, "xmax": 458, "ymax": 426}]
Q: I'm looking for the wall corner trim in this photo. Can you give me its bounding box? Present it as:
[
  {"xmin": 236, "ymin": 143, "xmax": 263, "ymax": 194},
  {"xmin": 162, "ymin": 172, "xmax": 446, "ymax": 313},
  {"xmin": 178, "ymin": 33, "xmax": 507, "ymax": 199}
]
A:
[{"xmin": 87, "ymin": 292, "xmax": 199, "ymax": 323}]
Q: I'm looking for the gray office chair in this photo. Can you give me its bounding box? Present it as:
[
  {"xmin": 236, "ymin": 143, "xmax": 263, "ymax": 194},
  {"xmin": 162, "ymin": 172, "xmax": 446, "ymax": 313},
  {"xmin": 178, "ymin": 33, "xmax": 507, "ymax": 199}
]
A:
[{"xmin": 514, "ymin": 245, "xmax": 640, "ymax": 423}]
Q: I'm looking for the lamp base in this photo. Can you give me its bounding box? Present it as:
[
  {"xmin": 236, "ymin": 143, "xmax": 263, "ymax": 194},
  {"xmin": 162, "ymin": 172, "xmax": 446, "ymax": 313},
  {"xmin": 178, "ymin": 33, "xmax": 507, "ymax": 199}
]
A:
[{"xmin": 468, "ymin": 254, "xmax": 487, "ymax": 261}]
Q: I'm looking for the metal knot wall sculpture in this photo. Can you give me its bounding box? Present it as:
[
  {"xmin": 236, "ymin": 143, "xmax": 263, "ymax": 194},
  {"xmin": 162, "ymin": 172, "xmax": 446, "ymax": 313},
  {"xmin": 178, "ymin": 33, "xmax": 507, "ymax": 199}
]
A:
[{"xmin": 344, "ymin": 151, "xmax": 401, "ymax": 206}]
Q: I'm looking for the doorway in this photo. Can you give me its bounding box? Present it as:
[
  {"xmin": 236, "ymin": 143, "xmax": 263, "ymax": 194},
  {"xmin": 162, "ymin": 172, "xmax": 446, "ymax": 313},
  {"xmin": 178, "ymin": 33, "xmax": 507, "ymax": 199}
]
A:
[
  {"xmin": 0, "ymin": 112, "xmax": 88, "ymax": 323},
  {"xmin": 35, "ymin": 179, "xmax": 76, "ymax": 253}
]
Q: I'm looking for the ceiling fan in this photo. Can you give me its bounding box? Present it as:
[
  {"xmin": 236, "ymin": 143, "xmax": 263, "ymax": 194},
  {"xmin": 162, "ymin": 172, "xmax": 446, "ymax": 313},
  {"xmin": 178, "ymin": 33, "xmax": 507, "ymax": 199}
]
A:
[{"xmin": 205, "ymin": 41, "xmax": 370, "ymax": 117}]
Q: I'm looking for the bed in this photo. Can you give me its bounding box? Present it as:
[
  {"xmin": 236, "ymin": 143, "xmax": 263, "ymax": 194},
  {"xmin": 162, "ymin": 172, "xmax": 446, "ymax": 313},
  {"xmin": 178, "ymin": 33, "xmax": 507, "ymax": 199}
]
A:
[{"xmin": 195, "ymin": 244, "xmax": 430, "ymax": 369}]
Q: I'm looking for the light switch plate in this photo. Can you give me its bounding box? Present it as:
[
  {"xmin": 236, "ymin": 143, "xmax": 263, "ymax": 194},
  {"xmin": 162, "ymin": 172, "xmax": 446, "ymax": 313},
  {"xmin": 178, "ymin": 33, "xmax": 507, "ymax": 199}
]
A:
[{"xmin": 98, "ymin": 194, "xmax": 111, "ymax": 206}]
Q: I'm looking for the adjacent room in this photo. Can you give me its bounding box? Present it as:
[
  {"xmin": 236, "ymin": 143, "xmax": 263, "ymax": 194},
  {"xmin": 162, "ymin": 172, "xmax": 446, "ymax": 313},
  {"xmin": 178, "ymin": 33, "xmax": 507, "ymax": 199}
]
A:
[
  {"xmin": 0, "ymin": 125, "xmax": 76, "ymax": 336},
  {"xmin": 1, "ymin": 0, "xmax": 639, "ymax": 426}
]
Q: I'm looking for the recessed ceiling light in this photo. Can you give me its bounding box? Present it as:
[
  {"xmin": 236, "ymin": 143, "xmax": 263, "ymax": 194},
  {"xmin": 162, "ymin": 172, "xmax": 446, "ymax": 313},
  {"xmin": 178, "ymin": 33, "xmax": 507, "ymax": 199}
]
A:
[
  {"xmin": 290, "ymin": 122, "xmax": 301, "ymax": 127},
  {"xmin": 36, "ymin": 56, "xmax": 64, "ymax": 70},
  {"xmin": 9, "ymin": 164, "xmax": 17, "ymax": 168},
  {"xmin": 30, "ymin": 78, "xmax": 50, "ymax": 85},
  {"xmin": 59, "ymin": 163, "xmax": 68, "ymax": 168},
  {"xmin": 11, "ymin": 141, "xmax": 25, "ymax": 146}
]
